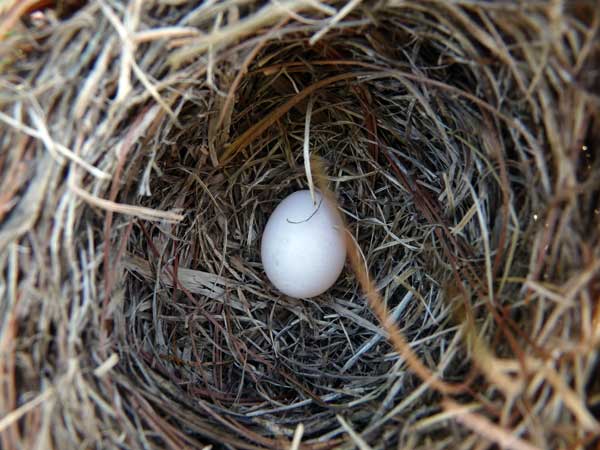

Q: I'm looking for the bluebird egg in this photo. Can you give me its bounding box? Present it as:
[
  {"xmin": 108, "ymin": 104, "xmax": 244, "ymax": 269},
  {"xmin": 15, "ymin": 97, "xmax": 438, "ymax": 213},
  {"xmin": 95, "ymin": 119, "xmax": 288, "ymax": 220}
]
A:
[{"xmin": 261, "ymin": 190, "xmax": 347, "ymax": 298}]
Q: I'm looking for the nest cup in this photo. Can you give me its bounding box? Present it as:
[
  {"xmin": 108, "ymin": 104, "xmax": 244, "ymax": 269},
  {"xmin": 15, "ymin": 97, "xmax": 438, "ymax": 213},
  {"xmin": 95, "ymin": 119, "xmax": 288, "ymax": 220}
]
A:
[{"xmin": 1, "ymin": 1, "xmax": 599, "ymax": 450}]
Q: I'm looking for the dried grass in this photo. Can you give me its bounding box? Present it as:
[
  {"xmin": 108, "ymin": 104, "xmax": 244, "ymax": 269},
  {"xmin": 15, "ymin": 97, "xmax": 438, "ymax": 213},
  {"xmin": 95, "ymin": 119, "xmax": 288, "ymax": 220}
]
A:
[{"xmin": 1, "ymin": 1, "xmax": 599, "ymax": 449}]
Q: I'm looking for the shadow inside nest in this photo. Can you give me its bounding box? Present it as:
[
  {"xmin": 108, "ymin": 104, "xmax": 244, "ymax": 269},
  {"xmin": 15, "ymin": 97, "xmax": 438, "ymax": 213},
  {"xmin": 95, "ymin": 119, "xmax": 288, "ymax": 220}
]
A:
[{"xmin": 118, "ymin": 28, "xmax": 504, "ymax": 442}]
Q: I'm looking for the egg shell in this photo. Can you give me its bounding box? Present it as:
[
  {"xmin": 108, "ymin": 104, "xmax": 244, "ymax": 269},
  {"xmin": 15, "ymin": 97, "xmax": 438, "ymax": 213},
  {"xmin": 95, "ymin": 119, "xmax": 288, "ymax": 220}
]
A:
[{"xmin": 261, "ymin": 190, "xmax": 346, "ymax": 298}]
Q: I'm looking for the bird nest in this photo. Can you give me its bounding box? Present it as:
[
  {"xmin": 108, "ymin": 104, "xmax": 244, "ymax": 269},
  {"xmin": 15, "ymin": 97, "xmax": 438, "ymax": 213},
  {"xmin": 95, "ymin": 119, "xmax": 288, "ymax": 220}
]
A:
[{"xmin": 1, "ymin": 1, "xmax": 599, "ymax": 449}]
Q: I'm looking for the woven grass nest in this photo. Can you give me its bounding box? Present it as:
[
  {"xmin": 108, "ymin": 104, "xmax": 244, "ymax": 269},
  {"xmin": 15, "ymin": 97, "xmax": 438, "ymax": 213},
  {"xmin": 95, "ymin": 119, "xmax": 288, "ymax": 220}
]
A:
[{"xmin": 1, "ymin": 1, "xmax": 600, "ymax": 449}]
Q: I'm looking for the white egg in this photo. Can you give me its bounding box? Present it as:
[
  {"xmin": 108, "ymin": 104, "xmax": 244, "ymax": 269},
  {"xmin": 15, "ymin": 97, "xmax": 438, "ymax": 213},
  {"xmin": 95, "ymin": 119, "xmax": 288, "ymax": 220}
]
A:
[{"xmin": 261, "ymin": 190, "xmax": 346, "ymax": 298}]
